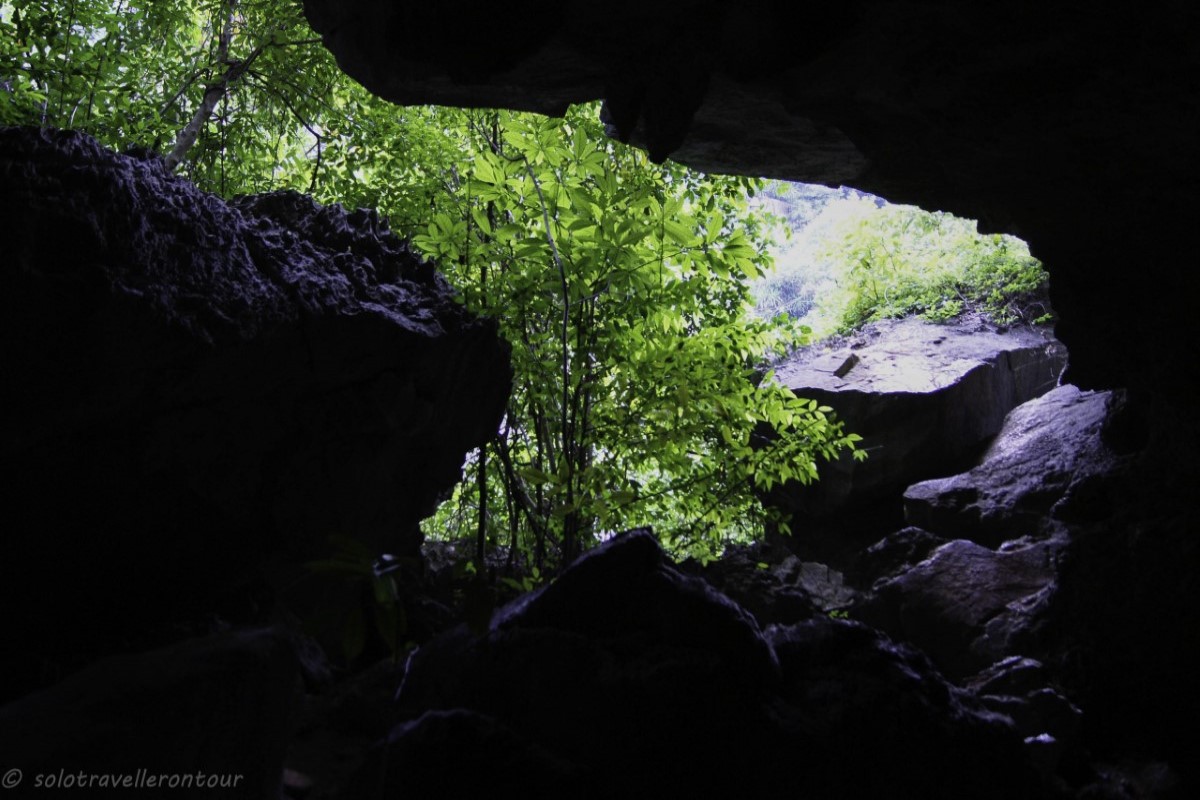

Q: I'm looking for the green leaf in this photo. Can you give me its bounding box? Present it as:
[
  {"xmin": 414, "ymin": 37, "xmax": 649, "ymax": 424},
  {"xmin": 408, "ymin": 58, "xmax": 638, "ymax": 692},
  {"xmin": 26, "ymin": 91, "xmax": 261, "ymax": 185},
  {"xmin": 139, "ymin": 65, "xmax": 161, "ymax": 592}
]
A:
[
  {"xmin": 517, "ymin": 466, "xmax": 558, "ymax": 485},
  {"xmin": 663, "ymin": 218, "xmax": 696, "ymax": 247}
]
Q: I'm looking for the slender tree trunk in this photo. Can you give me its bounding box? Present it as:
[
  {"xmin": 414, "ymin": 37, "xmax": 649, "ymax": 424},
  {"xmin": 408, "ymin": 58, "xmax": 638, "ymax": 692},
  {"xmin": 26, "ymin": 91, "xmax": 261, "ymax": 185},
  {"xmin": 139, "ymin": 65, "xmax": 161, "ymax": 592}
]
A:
[
  {"xmin": 503, "ymin": 435, "xmax": 520, "ymax": 572},
  {"xmin": 476, "ymin": 445, "xmax": 488, "ymax": 566},
  {"xmin": 163, "ymin": 0, "xmax": 262, "ymax": 173},
  {"xmin": 56, "ymin": 0, "xmax": 78, "ymax": 123},
  {"xmin": 494, "ymin": 422, "xmax": 549, "ymax": 556},
  {"xmin": 522, "ymin": 157, "xmax": 574, "ymax": 563}
]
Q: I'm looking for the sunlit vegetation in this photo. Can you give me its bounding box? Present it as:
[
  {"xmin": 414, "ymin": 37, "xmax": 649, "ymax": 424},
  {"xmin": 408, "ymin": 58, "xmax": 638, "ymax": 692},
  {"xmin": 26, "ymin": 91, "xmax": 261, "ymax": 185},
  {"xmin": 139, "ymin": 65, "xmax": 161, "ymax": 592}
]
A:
[
  {"xmin": 751, "ymin": 184, "xmax": 1052, "ymax": 340},
  {"xmin": 1, "ymin": 1, "xmax": 863, "ymax": 567}
]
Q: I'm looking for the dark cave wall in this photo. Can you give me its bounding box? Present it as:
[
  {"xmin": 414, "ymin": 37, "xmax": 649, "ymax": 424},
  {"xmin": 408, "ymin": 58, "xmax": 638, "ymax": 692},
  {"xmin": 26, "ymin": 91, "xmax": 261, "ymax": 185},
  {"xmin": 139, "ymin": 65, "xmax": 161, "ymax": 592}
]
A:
[{"xmin": 0, "ymin": 127, "xmax": 511, "ymax": 672}]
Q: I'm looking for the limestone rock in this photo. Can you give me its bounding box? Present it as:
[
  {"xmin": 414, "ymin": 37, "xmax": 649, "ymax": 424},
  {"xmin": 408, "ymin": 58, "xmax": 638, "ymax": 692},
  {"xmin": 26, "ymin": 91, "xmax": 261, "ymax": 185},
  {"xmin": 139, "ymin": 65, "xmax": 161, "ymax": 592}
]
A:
[
  {"xmin": 965, "ymin": 655, "xmax": 1056, "ymax": 698},
  {"xmin": 767, "ymin": 619, "xmax": 1035, "ymax": 800},
  {"xmin": 686, "ymin": 545, "xmax": 856, "ymax": 622},
  {"xmin": 972, "ymin": 580, "xmax": 1057, "ymax": 670},
  {"xmin": 859, "ymin": 537, "xmax": 1061, "ymax": 679},
  {"xmin": 773, "ymin": 556, "xmax": 858, "ymax": 611},
  {"xmin": 965, "ymin": 657, "xmax": 1085, "ymax": 783},
  {"xmin": 856, "ymin": 526, "xmax": 948, "ymax": 585},
  {"xmin": 487, "ymin": 528, "xmax": 780, "ymax": 691},
  {"xmin": 0, "ymin": 126, "xmax": 511, "ymax": 681},
  {"xmin": 768, "ymin": 316, "xmax": 1065, "ymax": 531},
  {"xmin": 904, "ymin": 384, "xmax": 1120, "ymax": 546},
  {"xmin": 1037, "ymin": 492, "xmax": 1200, "ymax": 778}
]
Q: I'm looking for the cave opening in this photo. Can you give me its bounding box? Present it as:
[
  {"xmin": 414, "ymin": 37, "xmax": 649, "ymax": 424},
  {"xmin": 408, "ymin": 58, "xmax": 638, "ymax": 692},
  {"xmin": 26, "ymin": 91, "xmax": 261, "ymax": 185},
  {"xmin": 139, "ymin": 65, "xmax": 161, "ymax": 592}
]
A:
[
  {"xmin": 4, "ymin": 1, "xmax": 1199, "ymax": 796},
  {"xmin": 738, "ymin": 180, "xmax": 1070, "ymax": 568}
]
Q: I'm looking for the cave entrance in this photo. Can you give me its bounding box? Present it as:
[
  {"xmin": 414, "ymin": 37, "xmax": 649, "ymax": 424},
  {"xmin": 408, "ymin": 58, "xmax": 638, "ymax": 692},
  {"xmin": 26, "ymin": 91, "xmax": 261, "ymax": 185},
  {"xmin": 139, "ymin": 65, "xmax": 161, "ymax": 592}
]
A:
[{"xmin": 748, "ymin": 181, "xmax": 1069, "ymax": 567}]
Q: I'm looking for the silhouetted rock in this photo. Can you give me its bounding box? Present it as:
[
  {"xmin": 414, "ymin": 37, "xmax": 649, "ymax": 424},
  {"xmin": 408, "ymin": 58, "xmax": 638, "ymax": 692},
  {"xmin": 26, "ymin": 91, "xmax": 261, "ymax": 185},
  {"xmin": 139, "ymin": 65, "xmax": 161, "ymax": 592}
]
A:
[
  {"xmin": 964, "ymin": 657, "xmax": 1086, "ymax": 786},
  {"xmin": 373, "ymin": 530, "xmax": 1038, "ymax": 798},
  {"xmin": 348, "ymin": 709, "xmax": 581, "ymax": 799},
  {"xmin": 767, "ymin": 618, "xmax": 1037, "ymax": 800},
  {"xmin": 1039, "ymin": 486, "xmax": 1200, "ymax": 780},
  {"xmin": 0, "ymin": 126, "xmax": 510, "ymax": 686},
  {"xmin": 301, "ymin": 0, "xmax": 1200, "ymax": 400}
]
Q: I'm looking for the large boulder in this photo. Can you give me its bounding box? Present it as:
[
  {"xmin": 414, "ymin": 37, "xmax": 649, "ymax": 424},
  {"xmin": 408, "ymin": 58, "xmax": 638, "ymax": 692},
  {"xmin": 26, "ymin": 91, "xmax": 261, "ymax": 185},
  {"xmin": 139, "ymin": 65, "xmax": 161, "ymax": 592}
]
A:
[
  {"xmin": 767, "ymin": 316, "xmax": 1065, "ymax": 551},
  {"xmin": 366, "ymin": 530, "xmax": 1039, "ymax": 799},
  {"xmin": 859, "ymin": 538, "xmax": 1061, "ymax": 679},
  {"xmin": 904, "ymin": 384, "xmax": 1122, "ymax": 546},
  {"xmin": 0, "ymin": 127, "xmax": 511, "ymax": 685},
  {"xmin": 857, "ymin": 386, "xmax": 1124, "ymax": 680}
]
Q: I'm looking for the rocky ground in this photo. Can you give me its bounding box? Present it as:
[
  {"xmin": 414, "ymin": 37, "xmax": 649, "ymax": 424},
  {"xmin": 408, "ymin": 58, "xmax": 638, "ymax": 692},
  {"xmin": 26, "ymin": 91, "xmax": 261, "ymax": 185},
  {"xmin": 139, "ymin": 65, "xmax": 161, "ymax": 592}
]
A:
[{"xmin": 272, "ymin": 343, "xmax": 1173, "ymax": 798}]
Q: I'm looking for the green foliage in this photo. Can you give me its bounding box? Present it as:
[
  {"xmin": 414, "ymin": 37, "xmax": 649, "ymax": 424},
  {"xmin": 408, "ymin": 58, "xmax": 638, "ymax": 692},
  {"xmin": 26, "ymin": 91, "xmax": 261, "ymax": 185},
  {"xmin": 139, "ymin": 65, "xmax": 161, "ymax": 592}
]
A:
[
  {"xmin": 499, "ymin": 566, "xmax": 543, "ymax": 595},
  {"xmin": 2, "ymin": 2, "xmax": 862, "ymax": 567},
  {"xmin": 2, "ymin": 0, "xmax": 343, "ymax": 191},
  {"xmin": 826, "ymin": 200, "xmax": 1049, "ymax": 331},
  {"xmin": 753, "ymin": 195, "xmax": 1052, "ymax": 338},
  {"xmin": 410, "ymin": 106, "xmax": 861, "ymax": 564}
]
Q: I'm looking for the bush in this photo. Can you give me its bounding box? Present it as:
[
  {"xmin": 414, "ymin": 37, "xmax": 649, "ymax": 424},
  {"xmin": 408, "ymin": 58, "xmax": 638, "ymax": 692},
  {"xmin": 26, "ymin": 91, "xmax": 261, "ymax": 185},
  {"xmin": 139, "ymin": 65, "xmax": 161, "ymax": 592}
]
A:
[{"xmin": 752, "ymin": 194, "xmax": 1052, "ymax": 338}]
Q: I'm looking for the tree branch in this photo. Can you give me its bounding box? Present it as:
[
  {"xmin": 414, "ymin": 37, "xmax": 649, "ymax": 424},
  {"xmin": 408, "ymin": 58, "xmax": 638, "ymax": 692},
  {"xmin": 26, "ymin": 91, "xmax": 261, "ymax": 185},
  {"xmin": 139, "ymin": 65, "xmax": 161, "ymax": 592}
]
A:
[{"xmin": 163, "ymin": 1, "xmax": 265, "ymax": 172}]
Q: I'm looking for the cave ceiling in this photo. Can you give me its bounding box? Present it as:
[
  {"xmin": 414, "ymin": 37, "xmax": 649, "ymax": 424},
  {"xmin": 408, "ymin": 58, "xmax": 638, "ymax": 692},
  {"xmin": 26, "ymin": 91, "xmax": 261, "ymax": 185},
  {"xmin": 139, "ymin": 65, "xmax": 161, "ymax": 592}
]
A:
[{"xmin": 303, "ymin": 0, "xmax": 1200, "ymax": 398}]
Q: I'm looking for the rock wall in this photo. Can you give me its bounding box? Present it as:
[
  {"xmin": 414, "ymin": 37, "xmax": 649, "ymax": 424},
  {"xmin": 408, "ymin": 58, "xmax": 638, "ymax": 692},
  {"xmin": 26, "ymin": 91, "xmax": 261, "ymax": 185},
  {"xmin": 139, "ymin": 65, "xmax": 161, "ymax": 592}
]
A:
[
  {"xmin": 854, "ymin": 384, "xmax": 1197, "ymax": 785},
  {"xmin": 765, "ymin": 317, "xmax": 1065, "ymax": 558},
  {"xmin": 0, "ymin": 127, "xmax": 511, "ymax": 684}
]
